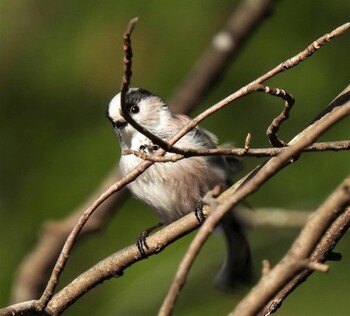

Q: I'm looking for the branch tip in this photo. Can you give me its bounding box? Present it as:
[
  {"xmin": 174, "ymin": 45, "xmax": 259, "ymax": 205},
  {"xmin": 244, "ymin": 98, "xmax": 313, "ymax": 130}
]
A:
[
  {"xmin": 262, "ymin": 259, "xmax": 271, "ymax": 276},
  {"xmin": 126, "ymin": 17, "xmax": 139, "ymax": 35},
  {"xmin": 304, "ymin": 260, "xmax": 329, "ymax": 273}
]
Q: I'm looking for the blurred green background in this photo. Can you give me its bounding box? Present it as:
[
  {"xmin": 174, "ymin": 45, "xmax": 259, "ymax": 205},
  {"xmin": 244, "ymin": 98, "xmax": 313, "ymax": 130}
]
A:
[{"xmin": 0, "ymin": 1, "xmax": 349, "ymax": 315}]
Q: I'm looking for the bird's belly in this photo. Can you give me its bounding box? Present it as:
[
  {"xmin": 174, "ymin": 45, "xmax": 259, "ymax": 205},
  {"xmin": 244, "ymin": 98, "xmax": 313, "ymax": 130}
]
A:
[{"xmin": 120, "ymin": 154, "xmax": 224, "ymax": 224}]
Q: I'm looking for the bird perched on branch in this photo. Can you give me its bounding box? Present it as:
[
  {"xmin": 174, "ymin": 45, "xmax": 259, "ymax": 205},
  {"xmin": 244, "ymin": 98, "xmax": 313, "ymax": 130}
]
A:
[{"xmin": 106, "ymin": 87, "xmax": 252, "ymax": 288}]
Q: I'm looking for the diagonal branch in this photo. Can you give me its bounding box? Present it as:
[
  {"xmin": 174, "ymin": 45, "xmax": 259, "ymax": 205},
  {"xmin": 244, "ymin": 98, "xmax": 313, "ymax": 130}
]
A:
[
  {"xmin": 165, "ymin": 22, "xmax": 349, "ymax": 153},
  {"xmin": 119, "ymin": 17, "xmax": 177, "ymax": 152}
]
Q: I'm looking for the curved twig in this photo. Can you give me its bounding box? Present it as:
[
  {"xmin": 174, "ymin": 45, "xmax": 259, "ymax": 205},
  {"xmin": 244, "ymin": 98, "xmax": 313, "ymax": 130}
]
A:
[
  {"xmin": 261, "ymin": 86, "xmax": 295, "ymax": 147},
  {"xmin": 118, "ymin": 17, "xmax": 179, "ymax": 153}
]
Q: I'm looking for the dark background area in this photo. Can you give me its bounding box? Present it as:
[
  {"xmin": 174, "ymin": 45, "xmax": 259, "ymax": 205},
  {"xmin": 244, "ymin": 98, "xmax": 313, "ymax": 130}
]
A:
[{"xmin": 0, "ymin": 1, "xmax": 349, "ymax": 315}]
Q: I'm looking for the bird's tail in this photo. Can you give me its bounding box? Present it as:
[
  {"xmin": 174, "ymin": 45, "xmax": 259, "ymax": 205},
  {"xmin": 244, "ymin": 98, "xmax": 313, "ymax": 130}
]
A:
[{"xmin": 215, "ymin": 211, "xmax": 253, "ymax": 289}]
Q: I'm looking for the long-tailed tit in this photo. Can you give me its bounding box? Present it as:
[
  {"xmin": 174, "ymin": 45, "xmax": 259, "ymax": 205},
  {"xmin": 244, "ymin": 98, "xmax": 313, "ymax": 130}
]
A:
[{"xmin": 107, "ymin": 88, "xmax": 252, "ymax": 288}]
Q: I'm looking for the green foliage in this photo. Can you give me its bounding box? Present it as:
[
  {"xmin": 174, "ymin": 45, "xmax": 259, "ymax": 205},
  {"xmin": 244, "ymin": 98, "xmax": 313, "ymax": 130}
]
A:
[{"xmin": 0, "ymin": 0, "xmax": 349, "ymax": 315}]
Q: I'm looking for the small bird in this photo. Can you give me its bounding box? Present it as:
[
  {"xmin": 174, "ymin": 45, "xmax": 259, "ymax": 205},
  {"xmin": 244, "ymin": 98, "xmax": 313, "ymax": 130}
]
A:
[{"xmin": 107, "ymin": 88, "xmax": 252, "ymax": 288}]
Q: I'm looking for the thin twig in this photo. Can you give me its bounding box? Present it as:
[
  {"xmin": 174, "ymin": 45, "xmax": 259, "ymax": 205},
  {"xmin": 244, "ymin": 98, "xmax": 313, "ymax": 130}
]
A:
[
  {"xmin": 254, "ymin": 23, "xmax": 350, "ymax": 83},
  {"xmin": 162, "ymin": 83, "xmax": 296, "ymax": 153},
  {"xmin": 118, "ymin": 17, "xmax": 178, "ymax": 153},
  {"xmin": 33, "ymin": 161, "xmax": 151, "ymax": 311},
  {"xmin": 261, "ymin": 86, "xmax": 295, "ymax": 147},
  {"xmin": 244, "ymin": 133, "xmax": 252, "ymax": 151},
  {"xmin": 122, "ymin": 140, "xmax": 350, "ymax": 162}
]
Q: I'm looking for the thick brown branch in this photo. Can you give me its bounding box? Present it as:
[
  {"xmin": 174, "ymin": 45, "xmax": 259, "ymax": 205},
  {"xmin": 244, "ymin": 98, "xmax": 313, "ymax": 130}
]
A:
[
  {"xmin": 0, "ymin": 300, "xmax": 37, "ymax": 316},
  {"xmin": 42, "ymin": 211, "xmax": 205, "ymax": 315}
]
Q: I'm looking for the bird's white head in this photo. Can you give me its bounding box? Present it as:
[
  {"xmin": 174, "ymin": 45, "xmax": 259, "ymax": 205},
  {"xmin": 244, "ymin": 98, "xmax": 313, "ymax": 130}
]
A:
[{"xmin": 107, "ymin": 88, "xmax": 169, "ymax": 148}]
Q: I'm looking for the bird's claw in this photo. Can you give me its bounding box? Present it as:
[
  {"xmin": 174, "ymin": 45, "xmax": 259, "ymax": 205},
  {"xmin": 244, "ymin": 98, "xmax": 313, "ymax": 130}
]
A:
[
  {"xmin": 194, "ymin": 201, "xmax": 206, "ymax": 223},
  {"xmin": 136, "ymin": 222, "xmax": 163, "ymax": 258},
  {"xmin": 137, "ymin": 231, "xmax": 150, "ymax": 258}
]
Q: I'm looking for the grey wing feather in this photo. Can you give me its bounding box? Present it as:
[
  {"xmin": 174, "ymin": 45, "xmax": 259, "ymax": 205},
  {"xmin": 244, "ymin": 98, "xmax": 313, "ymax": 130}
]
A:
[{"xmin": 157, "ymin": 111, "xmax": 242, "ymax": 176}]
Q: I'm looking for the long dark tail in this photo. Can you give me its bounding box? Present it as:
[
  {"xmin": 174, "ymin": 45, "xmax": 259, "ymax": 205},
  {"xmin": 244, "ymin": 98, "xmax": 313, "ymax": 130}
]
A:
[{"xmin": 215, "ymin": 211, "xmax": 253, "ymax": 289}]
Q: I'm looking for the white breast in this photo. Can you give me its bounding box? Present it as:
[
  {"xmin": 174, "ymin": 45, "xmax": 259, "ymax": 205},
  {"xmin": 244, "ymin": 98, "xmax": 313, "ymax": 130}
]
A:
[{"xmin": 119, "ymin": 149, "xmax": 226, "ymax": 224}]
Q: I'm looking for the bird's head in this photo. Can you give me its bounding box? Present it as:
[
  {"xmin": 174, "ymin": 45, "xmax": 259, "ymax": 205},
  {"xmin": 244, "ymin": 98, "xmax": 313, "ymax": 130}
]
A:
[{"xmin": 107, "ymin": 88, "xmax": 169, "ymax": 147}]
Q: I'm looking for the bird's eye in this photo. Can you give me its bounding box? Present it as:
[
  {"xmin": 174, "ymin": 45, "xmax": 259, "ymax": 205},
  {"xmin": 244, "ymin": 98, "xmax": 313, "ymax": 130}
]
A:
[{"xmin": 129, "ymin": 105, "xmax": 140, "ymax": 114}]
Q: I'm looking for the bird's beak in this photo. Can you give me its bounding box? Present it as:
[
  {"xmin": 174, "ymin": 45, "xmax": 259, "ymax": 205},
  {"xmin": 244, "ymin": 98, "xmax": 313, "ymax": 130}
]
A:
[{"xmin": 114, "ymin": 119, "xmax": 128, "ymax": 129}]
